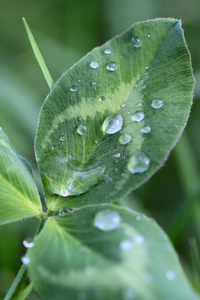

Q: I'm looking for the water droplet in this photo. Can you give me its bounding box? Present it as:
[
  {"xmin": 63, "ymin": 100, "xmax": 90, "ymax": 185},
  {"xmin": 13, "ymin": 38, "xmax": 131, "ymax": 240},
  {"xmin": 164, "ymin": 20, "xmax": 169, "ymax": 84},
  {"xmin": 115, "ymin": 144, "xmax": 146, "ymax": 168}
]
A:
[
  {"xmin": 78, "ymin": 116, "xmax": 84, "ymax": 122},
  {"xmin": 119, "ymin": 133, "xmax": 132, "ymax": 145},
  {"xmin": 141, "ymin": 125, "xmax": 151, "ymax": 133},
  {"xmin": 135, "ymin": 235, "xmax": 145, "ymax": 244},
  {"xmin": 128, "ymin": 152, "xmax": 150, "ymax": 174},
  {"xmin": 114, "ymin": 153, "xmax": 120, "ymax": 158},
  {"xmin": 127, "ymin": 111, "xmax": 130, "ymax": 115},
  {"xmin": 143, "ymin": 273, "xmax": 153, "ymax": 284},
  {"xmin": 137, "ymin": 102, "xmax": 142, "ymax": 107},
  {"xmin": 21, "ymin": 254, "xmax": 30, "ymax": 265},
  {"xmin": 77, "ymin": 124, "xmax": 87, "ymax": 135},
  {"xmin": 92, "ymin": 81, "xmax": 96, "ymax": 85},
  {"xmin": 114, "ymin": 168, "xmax": 119, "ymax": 174},
  {"xmin": 134, "ymin": 84, "xmax": 138, "ymax": 88},
  {"xmin": 122, "ymin": 103, "xmax": 126, "ymax": 108},
  {"xmin": 78, "ymin": 79, "xmax": 81, "ymax": 82},
  {"xmin": 99, "ymin": 96, "xmax": 105, "ymax": 102},
  {"xmin": 94, "ymin": 209, "xmax": 121, "ymax": 231},
  {"xmin": 103, "ymin": 114, "xmax": 123, "ymax": 134},
  {"xmin": 77, "ymin": 292, "xmax": 87, "ymax": 300},
  {"xmin": 132, "ymin": 111, "xmax": 145, "ymax": 122},
  {"xmin": 145, "ymin": 66, "xmax": 149, "ymax": 70},
  {"xmin": 123, "ymin": 287, "xmax": 137, "ymax": 299},
  {"xmin": 132, "ymin": 36, "xmax": 141, "ymax": 48},
  {"xmin": 59, "ymin": 135, "xmax": 66, "ymax": 142},
  {"xmin": 120, "ymin": 240, "xmax": 133, "ymax": 251},
  {"xmin": 95, "ymin": 139, "xmax": 99, "ymax": 144},
  {"xmin": 122, "ymin": 172, "xmax": 125, "ymax": 176},
  {"xmin": 165, "ymin": 270, "xmax": 175, "ymax": 281},
  {"xmin": 136, "ymin": 215, "xmax": 142, "ymax": 221},
  {"xmin": 90, "ymin": 61, "xmax": 99, "ymax": 69},
  {"xmin": 70, "ymin": 86, "xmax": 77, "ymax": 92},
  {"xmin": 104, "ymin": 48, "xmax": 111, "ymax": 54},
  {"xmin": 107, "ymin": 62, "xmax": 117, "ymax": 71},
  {"xmin": 147, "ymin": 33, "xmax": 151, "ymax": 38},
  {"xmin": 23, "ymin": 238, "xmax": 34, "ymax": 249},
  {"xmin": 151, "ymin": 99, "xmax": 163, "ymax": 109}
]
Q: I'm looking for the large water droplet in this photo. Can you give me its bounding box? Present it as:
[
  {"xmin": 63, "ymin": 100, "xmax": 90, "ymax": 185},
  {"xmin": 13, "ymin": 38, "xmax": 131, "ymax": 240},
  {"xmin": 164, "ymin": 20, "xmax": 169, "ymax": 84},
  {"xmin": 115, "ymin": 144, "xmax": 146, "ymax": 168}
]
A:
[
  {"xmin": 141, "ymin": 125, "xmax": 151, "ymax": 133},
  {"xmin": 23, "ymin": 238, "xmax": 34, "ymax": 249},
  {"xmin": 123, "ymin": 287, "xmax": 137, "ymax": 299},
  {"xmin": 104, "ymin": 48, "xmax": 111, "ymax": 54},
  {"xmin": 99, "ymin": 96, "xmax": 105, "ymax": 102},
  {"xmin": 70, "ymin": 86, "xmax": 77, "ymax": 92},
  {"xmin": 135, "ymin": 235, "xmax": 145, "ymax": 244},
  {"xmin": 94, "ymin": 209, "xmax": 121, "ymax": 231},
  {"xmin": 59, "ymin": 161, "xmax": 105, "ymax": 197},
  {"xmin": 120, "ymin": 240, "xmax": 133, "ymax": 251},
  {"xmin": 151, "ymin": 99, "xmax": 163, "ymax": 109},
  {"xmin": 132, "ymin": 111, "xmax": 145, "ymax": 122},
  {"xmin": 103, "ymin": 114, "xmax": 123, "ymax": 134},
  {"xmin": 59, "ymin": 135, "xmax": 66, "ymax": 142},
  {"xmin": 107, "ymin": 62, "xmax": 117, "ymax": 71},
  {"xmin": 21, "ymin": 254, "xmax": 30, "ymax": 265},
  {"xmin": 165, "ymin": 270, "xmax": 175, "ymax": 281},
  {"xmin": 128, "ymin": 152, "xmax": 150, "ymax": 174},
  {"xmin": 132, "ymin": 36, "xmax": 141, "ymax": 48},
  {"xmin": 90, "ymin": 61, "xmax": 99, "ymax": 69},
  {"xmin": 119, "ymin": 133, "xmax": 132, "ymax": 145},
  {"xmin": 77, "ymin": 124, "xmax": 87, "ymax": 135}
]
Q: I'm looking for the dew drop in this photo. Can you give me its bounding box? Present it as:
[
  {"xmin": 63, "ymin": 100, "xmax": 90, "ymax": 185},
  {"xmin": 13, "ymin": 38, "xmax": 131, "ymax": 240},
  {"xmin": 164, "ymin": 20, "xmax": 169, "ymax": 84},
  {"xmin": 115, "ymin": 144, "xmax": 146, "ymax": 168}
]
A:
[
  {"xmin": 114, "ymin": 153, "xmax": 120, "ymax": 158},
  {"xmin": 70, "ymin": 86, "xmax": 77, "ymax": 92},
  {"xmin": 145, "ymin": 66, "xmax": 149, "ymax": 70},
  {"xmin": 151, "ymin": 99, "xmax": 163, "ymax": 109},
  {"xmin": 132, "ymin": 36, "xmax": 141, "ymax": 48},
  {"xmin": 94, "ymin": 209, "xmax": 121, "ymax": 231},
  {"xmin": 122, "ymin": 103, "xmax": 126, "ymax": 108},
  {"xmin": 165, "ymin": 270, "xmax": 175, "ymax": 281},
  {"xmin": 120, "ymin": 240, "xmax": 133, "ymax": 251},
  {"xmin": 128, "ymin": 152, "xmax": 150, "ymax": 174},
  {"xmin": 59, "ymin": 135, "xmax": 66, "ymax": 142},
  {"xmin": 123, "ymin": 287, "xmax": 137, "ymax": 299},
  {"xmin": 135, "ymin": 235, "xmax": 145, "ymax": 244},
  {"xmin": 78, "ymin": 79, "xmax": 81, "ymax": 82},
  {"xmin": 99, "ymin": 96, "xmax": 105, "ymax": 102},
  {"xmin": 147, "ymin": 33, "xmax": 151, "ymax": 38},
  {"xmin": 21, "ymin": 254, "xmax": 30, "ymax": 265},
  {"xmin": 141, "ymin": 125, "xmax": 151, "ymax": 133},
  {"xmin": 103, "ymin": 114, "xmax": 123, "ymax": 134},
  {"xmin": 104, "ymin": 48, "xmax": 111, "ymax": 54},
  {"xmin": 134, "ymin": 84, "xmax": 138, "ymax": 88},
  {"xmin": 119, "ymin": 133, "xmax": 132, "ymax": 145},
  {"xmin": 132, "ymin": 111, "xmax": 145, "ymax": 122},
  {"xmin": 23, "ymin": 238, "xmax": 34, "ymax": 249},
  {"xmin": 136, "ymin": 215, "xmax": 142, "ymax": 221},
  {"xmin": 92, "ymin": 81, "xmax": 96, "ymax": 85},
  {"xmin": 137, "ymin": 102, "xmax": 142, "ymax": 107},
  {"xmin": 122, "ymin": 173, "xmax": 125, "ymax": 176},
  {"xmin": 143, "ymin": 273, "xmax": 153, "ymax": 284},
  {"xmin": 95, "ymin": 139, "xmax": 99, "ymax": 144},
  {"xmin": 77, "ymin": 124, "xmax": 87, "ymax": 136},
  {"xmin": 107, "ymin": 62, "xmax": 117, "ymax": 71},
  {"xmin": 78, "ymin": 116, "xmax": 84, "ymax": 122},
  {"xmin": 90, "ymin": 61, "xmax": 99, "ymax": 69}
]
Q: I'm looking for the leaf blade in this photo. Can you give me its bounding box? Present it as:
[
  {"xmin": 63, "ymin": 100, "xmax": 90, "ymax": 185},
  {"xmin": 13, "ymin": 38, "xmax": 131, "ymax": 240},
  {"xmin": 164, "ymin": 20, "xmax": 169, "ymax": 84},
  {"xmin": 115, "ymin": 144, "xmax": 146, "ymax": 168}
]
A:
[
  {"xmin": 35, "ymin": 18, "xmax": 194, "ymax": 210},
  {"xmin": 28, "ymin": 204, "xmax": 199, "ymax": 300},
  {"xmin": 0, "ymin": 128, "xmax": 41, "ymax": 225}
]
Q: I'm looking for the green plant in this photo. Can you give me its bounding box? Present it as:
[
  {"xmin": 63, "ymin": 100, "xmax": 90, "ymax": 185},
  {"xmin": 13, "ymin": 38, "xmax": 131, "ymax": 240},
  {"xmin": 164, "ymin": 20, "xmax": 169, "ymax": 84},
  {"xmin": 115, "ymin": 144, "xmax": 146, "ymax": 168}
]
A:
[{"xmin": 1, "ymin": 17, "xmax": 199, "ymax": 299}]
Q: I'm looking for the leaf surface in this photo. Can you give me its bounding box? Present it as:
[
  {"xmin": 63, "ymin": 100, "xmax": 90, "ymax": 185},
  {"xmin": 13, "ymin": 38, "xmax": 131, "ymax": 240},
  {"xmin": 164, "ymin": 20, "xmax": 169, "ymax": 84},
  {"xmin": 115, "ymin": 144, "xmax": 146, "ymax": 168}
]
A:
[
  {"xmin": 35, "ymin": 18, "xmax": 194, "ymax": 210},
  {"xmin": 0, "ymin": 128, "xmax": 41, "ymax": 225},
  {"xmin": 28, "ymin": 204, "xmax": 199, "ymax": 300}
]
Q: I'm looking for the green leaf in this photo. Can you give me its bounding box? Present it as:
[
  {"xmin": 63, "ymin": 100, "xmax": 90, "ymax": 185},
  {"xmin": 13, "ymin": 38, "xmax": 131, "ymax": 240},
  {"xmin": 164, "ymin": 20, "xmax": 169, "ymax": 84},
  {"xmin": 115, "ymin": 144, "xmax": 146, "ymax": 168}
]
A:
[
  {"xmin": 35, "ymin": 18, "xmax": 194, "ymax": 210},
  {"xmin": 0, "ymin": 128, "xmax": 41, "ymax": 225},
  {"xmin": 28, "ymin": 204, "xmax": 199, "ymax": 300}
]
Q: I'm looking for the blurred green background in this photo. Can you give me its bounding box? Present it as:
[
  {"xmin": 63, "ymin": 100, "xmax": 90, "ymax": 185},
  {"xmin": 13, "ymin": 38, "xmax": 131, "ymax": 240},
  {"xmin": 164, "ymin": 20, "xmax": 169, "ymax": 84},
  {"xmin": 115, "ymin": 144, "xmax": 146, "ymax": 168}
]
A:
[{"xmin": 0, "ymin": 0, "xmax": 200, "ymax": 298}]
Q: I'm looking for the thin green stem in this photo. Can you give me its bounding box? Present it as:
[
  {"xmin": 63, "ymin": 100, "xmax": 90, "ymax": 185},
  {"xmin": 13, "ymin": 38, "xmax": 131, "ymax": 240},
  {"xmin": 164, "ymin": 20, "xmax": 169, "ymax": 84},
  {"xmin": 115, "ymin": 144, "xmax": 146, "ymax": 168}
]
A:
[
  {"xmin": 22, "ymin": 17, "xmax": 54, "ymax": 90},
  {"xmin": 189, "ymin": 237, "xmax": 200, "ymax": 293},
  {"xmin": 13, "ymin": 284, "xmax": 33, "ymax": 300},
  {"xmin": 3, "ymin": 218, "xmax": 45, "ymax": 300}
]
